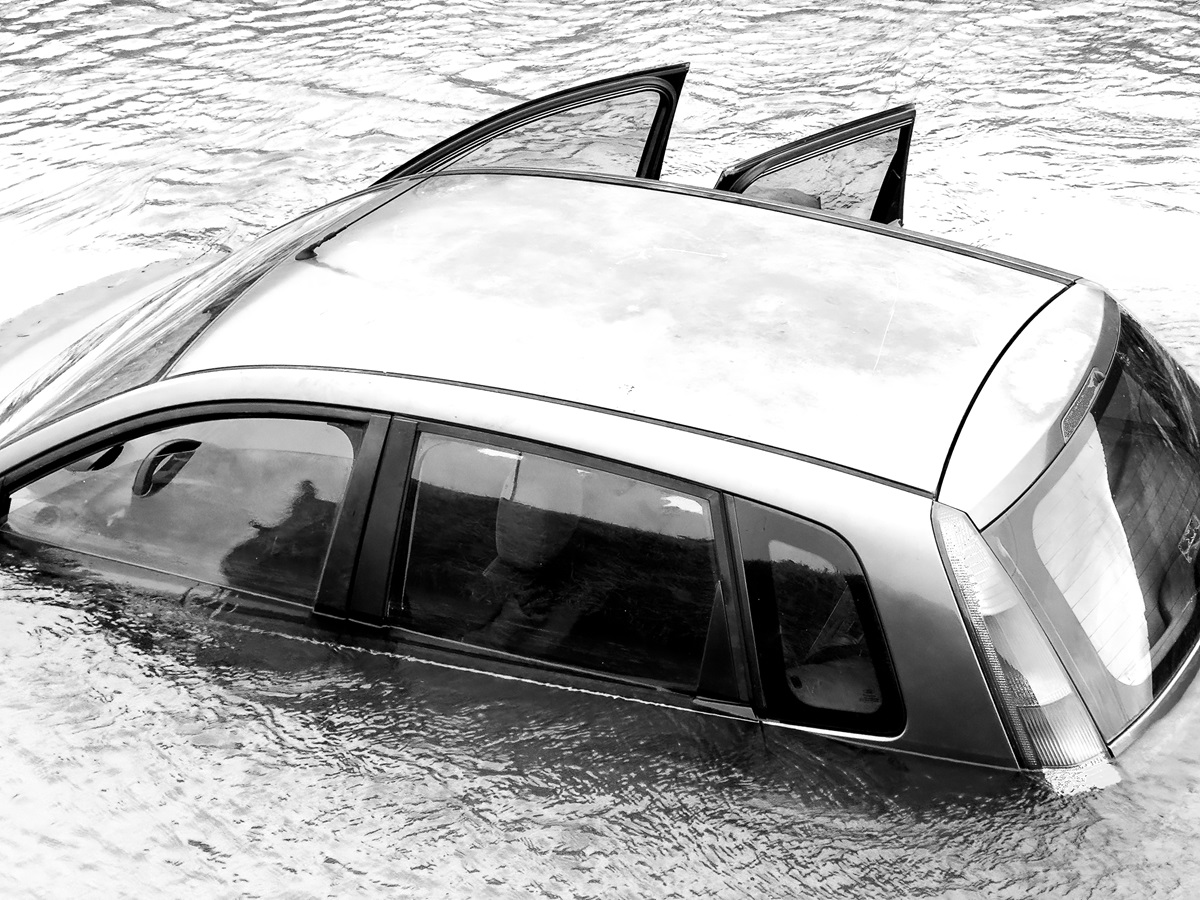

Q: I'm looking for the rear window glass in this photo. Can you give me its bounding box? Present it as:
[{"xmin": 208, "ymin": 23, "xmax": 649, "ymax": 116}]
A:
[
  {"xmin": 988, "ymin": 312, "xmax": 1200, "ymax": 739},
  {"xmin": 391, "ymin": 434, "xmax": 719, "ymax": 690}
]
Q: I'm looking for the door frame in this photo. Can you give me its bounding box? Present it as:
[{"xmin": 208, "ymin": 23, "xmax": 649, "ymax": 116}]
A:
[
  {"xmin": 373, "ymin": 63, "xmax": 689, "ymax": 185},
  {"xmin": 714, "ymin": 104, "xmax": 916, "ymax": 225}
]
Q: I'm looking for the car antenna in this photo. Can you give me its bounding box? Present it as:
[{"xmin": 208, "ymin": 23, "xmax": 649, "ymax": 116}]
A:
[{"xmin": 294, "ymin": 172, "xmax": 438, "ymax": 261}]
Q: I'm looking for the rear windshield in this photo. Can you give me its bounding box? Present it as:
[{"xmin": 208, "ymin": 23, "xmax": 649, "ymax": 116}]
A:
[{"xmin": 986, "ymin": 312, "xmax": 1200, "ymax": 739}]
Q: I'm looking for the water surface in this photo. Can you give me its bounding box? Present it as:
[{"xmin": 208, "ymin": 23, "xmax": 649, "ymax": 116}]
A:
[{"xmin": 2, "ymin": 1, "xmax": 1200, "ymax": 896}]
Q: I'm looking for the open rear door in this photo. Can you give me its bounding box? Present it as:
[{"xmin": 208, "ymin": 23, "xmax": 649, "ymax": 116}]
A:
[
  {"xmin": 714, "ymin": 104, "xmax": 915, "ymax": 225},
  {"xmin": 373, "ymin": 64, "xmax": 688, "ymax": 186}
]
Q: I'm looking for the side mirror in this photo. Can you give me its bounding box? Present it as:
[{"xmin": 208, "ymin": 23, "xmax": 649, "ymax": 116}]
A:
[
  {"xmin": 132, "ymin": 439, "xmax": 201, "ymax": 498},
  {"xmin": 65, "ymin": 444, "xmax": 124, "ymax": 473}
]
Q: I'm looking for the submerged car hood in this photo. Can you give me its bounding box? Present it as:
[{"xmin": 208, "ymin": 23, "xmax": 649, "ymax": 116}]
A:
[{"xmin": 172, "ymin": 172, "xmax": 1067, "ymax": 492}]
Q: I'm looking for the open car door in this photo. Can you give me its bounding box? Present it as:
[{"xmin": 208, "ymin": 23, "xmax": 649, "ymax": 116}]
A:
[
  {"xmin": 373, "ymin": 64, "xmax": 688, "ymax": 186},
  {"xmin": 714, "ymin": 104, "xmax": 915, "ymax": 225}
]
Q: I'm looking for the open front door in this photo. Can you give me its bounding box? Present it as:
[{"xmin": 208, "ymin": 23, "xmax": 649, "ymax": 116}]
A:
[
  {"xmin": 714, "ymin": 104, "xmax": 915, "ymax": 225},
  {"xmin": 373, "ymin": 64, "xmax": 688, "ymax": 186}
]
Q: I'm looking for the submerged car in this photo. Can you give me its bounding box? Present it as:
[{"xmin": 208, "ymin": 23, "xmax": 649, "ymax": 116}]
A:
[{"xmin": 1, "ymin": 64, "xmax": 1197, "ymax": 782}]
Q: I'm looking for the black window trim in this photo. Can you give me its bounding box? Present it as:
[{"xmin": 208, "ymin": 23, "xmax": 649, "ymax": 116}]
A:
[
  {"xmin": 723, "ymin": 493, "xmax": 765, "ymax": 709},
  {"xmin": 342, "ymin": 416, "xmax": 417, "ymax": 624},
  {"xmin": 353, "ymin": 417, "xmax": 756, "ymax": 709},
  {"xmin": 0, "ymin": 401, "xmax": 389, "ymax": 621}
]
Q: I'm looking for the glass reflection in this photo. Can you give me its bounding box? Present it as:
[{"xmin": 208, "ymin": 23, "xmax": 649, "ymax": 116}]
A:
[
  {"xmin": 394, "ymin": 434, "xmax": 718, "ymax": 688},
  {"xmin": 447, "ymin": 90, "xmax": 659, "ymax": 176},
  {"xmin": 742, "ymin": 128, "xmax": 901, "ymax": 220},
  {"xmin": 2, "ymin": 418, "xmax": 359, "ymax": 604}
]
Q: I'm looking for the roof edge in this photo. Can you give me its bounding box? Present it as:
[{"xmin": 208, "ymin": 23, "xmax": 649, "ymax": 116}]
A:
[
  {"xmin": 409, "ymin": 166, "xmax": 1078, "ymax": 285},
  {"xmin": 165, "ymin": 363, "xmax": 937, "ymax": 498}
]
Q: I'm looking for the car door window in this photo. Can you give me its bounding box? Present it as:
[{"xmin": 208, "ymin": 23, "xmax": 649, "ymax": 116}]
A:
[
  {"xmin": 444, "ymin": 90, "xmax": 662, "ymax": 176},
  {"xmin": 1, "ymin": 417, "xmax": 363, "ymax": 606},
  {"xmin": 391, "ymin": 433, "xmax": 720, "ymax": 690},
  {"xmin": 373, "ymin": 63, "xmax": 687, "ymax": 184},
  {"xmin": 715, "ymin": 104, "xmax": 915, "ymax": 225},
  {"xmin": 735, "ymin": 498, "xmax": 901, "ymax": 734}
]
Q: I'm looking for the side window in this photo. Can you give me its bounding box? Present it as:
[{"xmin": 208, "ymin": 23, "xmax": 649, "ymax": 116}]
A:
[
  {"xmin": 1, "ymin": 418, "xmax": 363, "ymax": 605},
  {"xmin": 373, "ymin": 65, "xmax": 687, "ymax": 185},
  {"xmin": 739, "ymin": 128, "xmax": 903, "ymax": 219},
  {"xmin": 735, "ymin": 498, "xmax": 900, "ymax": 733},
  {"xmin": 445, "ymin": 90, "xmax": 662, "ymax": 176},
  {"xmin": 716, "ymin": 105, "xmax": 914, "ymax": 225},
  {"xmin": 391, "ymin": 433, "xmax": 720, "ymax": 690}
]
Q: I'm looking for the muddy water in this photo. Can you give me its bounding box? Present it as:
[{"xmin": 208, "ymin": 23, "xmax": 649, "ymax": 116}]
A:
[{"xmin": 2, "ymin": 0, "xmax": 1200, "ymax": 896}]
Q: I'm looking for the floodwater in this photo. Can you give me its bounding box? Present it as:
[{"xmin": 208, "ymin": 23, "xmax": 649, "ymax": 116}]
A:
[{"xmin": 2, "ymin": 0, "xmax": 1200, "ymax": 896}]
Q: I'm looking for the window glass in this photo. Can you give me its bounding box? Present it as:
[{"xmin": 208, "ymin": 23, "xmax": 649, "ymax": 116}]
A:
[
  {"xmin": 736, "ymin": 498, "xmax": 896, "ymax": 731},
  {"xmin": 741, "ymin": 128, "xmax": 902, "ymax": 220},
  {"xmin": 393, "ymin": 434, "xmax": 719, "ymax": 689},
  {"xmin": 989, "ymin": 312, "xmax": 1200, "ymax": 737},
  {"xmin": 446, "ymin": 90, "xmax": 660, "ymax": 176},
  {"xmin": 1, "ymin": 418, "xmax": 361, "ymax": 604}
]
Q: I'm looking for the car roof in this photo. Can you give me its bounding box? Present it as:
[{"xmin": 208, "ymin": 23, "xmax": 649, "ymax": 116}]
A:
[{"xmin": 172, "ymin": 170, "xmax": 1069, "ymax": 492}]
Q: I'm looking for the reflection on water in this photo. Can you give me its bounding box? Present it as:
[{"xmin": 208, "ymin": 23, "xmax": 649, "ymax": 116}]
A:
[
  {"xmin": 3, "ymin": 0, "xmax": 1200, "ymax": 895},
  {"xmin": 2, "ymin": 559, "xmax": 1196, "ymax": 897},
  {"xmin": 0, "ymin": 567, "xmax": 1094, "ymax": 896}
]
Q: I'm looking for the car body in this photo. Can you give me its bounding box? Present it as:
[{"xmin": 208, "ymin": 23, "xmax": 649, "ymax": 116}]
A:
[{"xmin": 2, "ymin": 64, "xmax": 1197, "ymax": 783}]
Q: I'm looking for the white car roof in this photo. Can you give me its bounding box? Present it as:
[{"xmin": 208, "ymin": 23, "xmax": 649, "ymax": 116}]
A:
[{"xmin": 172, "ymin": 171, "xmax": 1067, "ymax": 492}]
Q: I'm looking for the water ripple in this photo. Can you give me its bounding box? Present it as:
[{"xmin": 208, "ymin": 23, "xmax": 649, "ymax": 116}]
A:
[{"xmin": 4, "ymin": 0, "xmax": 1200, "ymax": 896}]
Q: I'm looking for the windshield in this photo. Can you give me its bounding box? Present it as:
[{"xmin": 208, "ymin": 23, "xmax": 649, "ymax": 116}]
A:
[{"xmin": 0, "ymin": 184, "xmax": 401, "ymax": 450}]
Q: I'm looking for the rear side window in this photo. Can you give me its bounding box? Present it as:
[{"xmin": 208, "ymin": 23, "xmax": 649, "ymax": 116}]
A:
[
  {"xmin": 1, "ymin": 417, "xmax": 361, "ymax": 606},
  {"xmin": 735, "ymin": 498, "xmax": 901, "ymax": 734},
  {"xmin": 391, "ymin": 433, "xmax": 720, "ymax": 690}
]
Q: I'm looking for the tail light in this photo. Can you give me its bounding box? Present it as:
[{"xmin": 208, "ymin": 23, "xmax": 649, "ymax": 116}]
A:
[{"xmin": 933, "ymin": 502, "xmax": 1108, "ymax": 770}]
